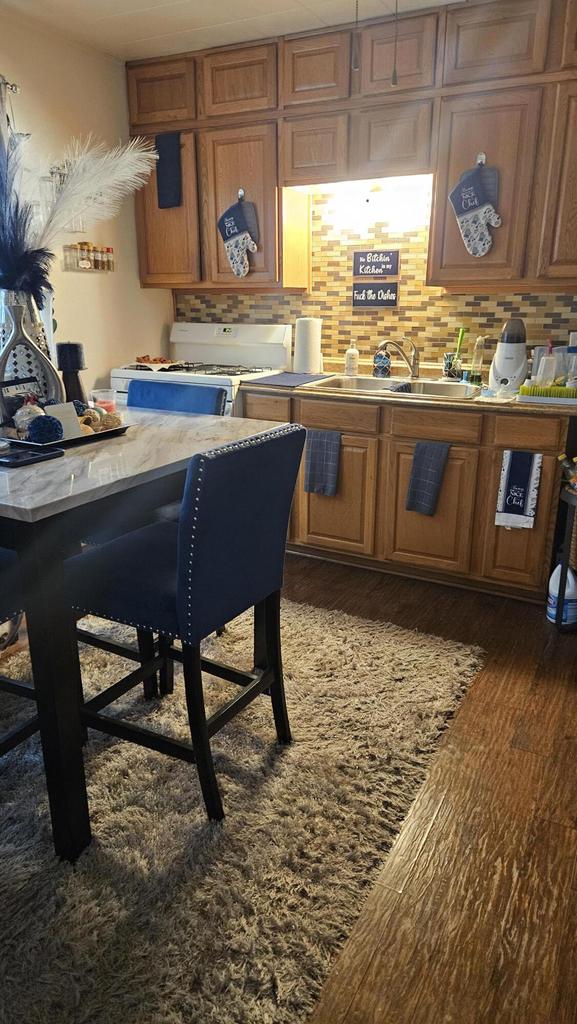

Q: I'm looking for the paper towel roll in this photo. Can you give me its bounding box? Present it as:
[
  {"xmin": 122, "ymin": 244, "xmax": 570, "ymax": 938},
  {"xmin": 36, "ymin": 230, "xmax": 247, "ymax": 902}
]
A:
[{"xmin": 294, "ymin": 317, "xmax": 323, "ymax": 373}]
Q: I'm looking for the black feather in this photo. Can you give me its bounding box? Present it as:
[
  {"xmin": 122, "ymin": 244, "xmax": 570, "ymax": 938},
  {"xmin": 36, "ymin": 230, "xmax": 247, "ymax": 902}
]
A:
[{"xmin": 0, "ymin": 129, "xmax": 54, "ymax": 309}]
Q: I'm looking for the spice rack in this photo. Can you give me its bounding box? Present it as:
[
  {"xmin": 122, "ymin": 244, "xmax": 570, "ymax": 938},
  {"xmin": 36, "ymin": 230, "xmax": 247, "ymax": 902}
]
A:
[{"xmin": 62, "ymin": 243, "xmax": 115, "ymax": 272}]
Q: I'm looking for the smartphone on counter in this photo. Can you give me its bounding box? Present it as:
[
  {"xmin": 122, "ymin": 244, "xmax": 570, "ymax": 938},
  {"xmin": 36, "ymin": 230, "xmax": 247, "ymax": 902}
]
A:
[{"xmin": 0, "ymin": 448, "xmax": 65, "ymax": 468}]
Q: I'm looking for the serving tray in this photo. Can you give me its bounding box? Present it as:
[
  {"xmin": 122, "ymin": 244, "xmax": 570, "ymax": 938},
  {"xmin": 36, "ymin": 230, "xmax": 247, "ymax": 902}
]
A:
[{"xmin": 5, "ymin": 425, "xmax": 130, "ymax": 450}]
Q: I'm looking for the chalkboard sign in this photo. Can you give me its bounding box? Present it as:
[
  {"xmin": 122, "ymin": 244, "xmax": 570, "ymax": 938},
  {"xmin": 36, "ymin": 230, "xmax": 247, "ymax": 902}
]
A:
[
  {"xmin": 353, "ymin": 250, "xmax": 399, "ymax": 277},
  {"xmin": 352, "ymin": 284, "xmax": 398, "ymax": 308}
]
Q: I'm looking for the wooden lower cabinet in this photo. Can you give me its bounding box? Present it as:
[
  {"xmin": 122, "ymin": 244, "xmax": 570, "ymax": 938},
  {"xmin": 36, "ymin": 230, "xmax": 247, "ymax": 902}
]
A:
[
  {"xmin": 297, "ymin": 434, "xmax": 378, "ymax": 556},
  {"xmin": 472, "ymin": 450, "xmax": 559, "ymax": 590},
  {"xmin": 379, "ymin": 441, "xmax": 479, "ymax": 574}
]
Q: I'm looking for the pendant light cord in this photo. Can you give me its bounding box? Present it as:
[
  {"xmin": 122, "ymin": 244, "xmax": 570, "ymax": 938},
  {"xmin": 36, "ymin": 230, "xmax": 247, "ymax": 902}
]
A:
[
  {"xmin": 351, "ymin": 0, "xmax": 360, "ymax": 72},
  {"xmin": 392, "ymin": 0, "xmax": 399, "ymax": 87}
]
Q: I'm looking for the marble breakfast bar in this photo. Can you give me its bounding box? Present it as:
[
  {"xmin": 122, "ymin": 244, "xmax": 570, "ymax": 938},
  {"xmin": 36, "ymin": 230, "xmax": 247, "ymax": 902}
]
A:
[{"xmin": 0, "ymin": 409, "xmax": 284, "ymax": 861}]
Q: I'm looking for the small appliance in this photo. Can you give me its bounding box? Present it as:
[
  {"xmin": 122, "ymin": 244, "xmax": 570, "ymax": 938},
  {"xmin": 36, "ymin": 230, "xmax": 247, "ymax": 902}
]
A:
[
  {"xmin": 110, "ymin": 322, "xmax": 292, "ymax": 414},
  {"xmin": 489, "ymin": 318, "xmax": 528, "ymax": 394}
]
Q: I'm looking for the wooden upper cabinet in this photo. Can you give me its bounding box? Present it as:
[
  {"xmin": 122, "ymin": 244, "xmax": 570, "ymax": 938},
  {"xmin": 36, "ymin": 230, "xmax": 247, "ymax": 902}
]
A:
[
  {"xmin": 198, "ymin": 122, "xmax": 278, "ymax": 285},
  {"xmin": 127, "ymin": 60, "xmax": 195, "ymax": 126},
  {"xmin": 428, "ymin": 86, "xmax": 542, "ymax": 285},
  {"xmin": 443, "ymin": 0, "xmax": 552, "ymax": 85},
  {"xmin": 380, "ymin": 442, "xmax": 478, "ymax": 575},
  {"xmin": 135, "ymin": 133, "xmax": 200, "ymax": 287},
  {"xmin": 537, "ymin": 82, "xmax": 577, "ymax": 278},
  {"xmin": 198, "ymin": 45, "xmax": 277, "ymax": 117},
  {"xmin": 281, "ymin": 31, "xmax": 350, "ymax": 106},
  {"xmin": 281, "ymin": 114, "xmax": 348, "ymax": 185},
  {"xmin": 350, "ymin": 100, "xmax": 433, "ymax": 179},
  {"xmin": 359, "ymin": 14, "xmax": 437, "ymax": 95}
]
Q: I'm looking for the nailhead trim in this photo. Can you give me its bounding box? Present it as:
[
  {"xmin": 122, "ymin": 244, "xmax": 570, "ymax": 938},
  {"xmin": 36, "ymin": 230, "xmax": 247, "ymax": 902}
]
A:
[
  {"xmin": 74, "ymin": 605, "xmax": 176, "ymax": 638},
  {"xmin": 203, "ymin": 424, "xmax": 303, "ymax": 461}
]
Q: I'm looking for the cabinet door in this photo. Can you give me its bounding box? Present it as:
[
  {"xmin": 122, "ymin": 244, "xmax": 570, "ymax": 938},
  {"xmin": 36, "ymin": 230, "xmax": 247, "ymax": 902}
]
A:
[
  {"xmin": 537, "ymin": 82, "xmax": 577, "ymax": 279},
  {"xmin": 198, "ymin": 123, "xmax": 278, "ymax": 285},
  {"xmin": 428, "ymin": 87, "xmax": 542, "ymax": 285},
  {"xmin": 281, "ymin": 114, "xmax": 348, "ymax": 185},
  {"xmin": 476, "ymin": 451, "xmax": 558, "ymax": 591},
  {"xmin": 380, "ymin": 442, "xmax": 478, "ymax": 575},
  {"xmin": 360, "ymin": 14, "xmax": 437, "ymax": 95},
  {"xmin": 298, "ymin": 435, "xmax": 378, "ymax": 556},
  {"xmin": 199, "ymin": 45, "xmax": 276, "ymax": 117},
  {"xmin": 135, "ymin": 133, "xmax": 200, "ymax": 287},
  {"xmin": 127, "ymin": 61, "xmax": 195, "ymax": 127},
  {"xmin": 281, "ymin": 32, "xmax": 350, "ymax": 106},
  {"xmin": 444, "ymin": 0, "xmax": 551, "ymax": 85},
  {"xmin": 350, "ymin": 100, "xmax": 433, "ymax": 179}
]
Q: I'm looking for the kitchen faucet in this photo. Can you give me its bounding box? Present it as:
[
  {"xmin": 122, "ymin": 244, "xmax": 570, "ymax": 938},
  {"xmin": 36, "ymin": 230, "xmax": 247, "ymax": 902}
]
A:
[{"xmin": 375, "ymin": 337, "xmax": 420, "ymax": 378}]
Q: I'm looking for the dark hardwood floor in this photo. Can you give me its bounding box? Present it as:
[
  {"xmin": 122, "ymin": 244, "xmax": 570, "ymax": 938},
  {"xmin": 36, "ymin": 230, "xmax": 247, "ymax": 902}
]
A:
[{"xmin": 283, "ymin": 555, "xmax": 577, "ymax": 1024}]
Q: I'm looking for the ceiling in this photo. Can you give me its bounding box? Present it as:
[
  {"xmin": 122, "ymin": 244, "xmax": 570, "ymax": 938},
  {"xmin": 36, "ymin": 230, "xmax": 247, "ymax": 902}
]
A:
[{"xmin": 1, "ymin": 0, "xmax": 458, "ymax": 61}]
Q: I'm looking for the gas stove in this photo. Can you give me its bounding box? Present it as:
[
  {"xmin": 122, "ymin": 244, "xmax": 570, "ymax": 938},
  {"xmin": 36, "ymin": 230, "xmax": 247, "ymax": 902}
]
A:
[{"xmin": 111, "ymin": 322, "xmax": 292, "ymax": 414}]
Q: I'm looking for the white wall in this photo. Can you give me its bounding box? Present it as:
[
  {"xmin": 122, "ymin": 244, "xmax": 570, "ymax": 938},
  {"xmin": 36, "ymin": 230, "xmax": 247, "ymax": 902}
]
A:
[{"xmin": 0, "ymin": 9, "xmax": 172, "ymax": 388}]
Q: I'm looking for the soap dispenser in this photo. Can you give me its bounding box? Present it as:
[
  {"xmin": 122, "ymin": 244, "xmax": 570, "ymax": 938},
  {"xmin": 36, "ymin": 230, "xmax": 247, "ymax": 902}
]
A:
[{"xmin": 345, "ymin": 341, "xmax": 360, "ymax": 376}]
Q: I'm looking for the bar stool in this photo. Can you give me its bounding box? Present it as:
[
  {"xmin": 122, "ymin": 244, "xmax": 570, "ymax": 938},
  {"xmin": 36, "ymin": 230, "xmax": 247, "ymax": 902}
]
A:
[
  {"xmin": 65, "ymin": 425, "xmax": 306, "ymax": 821},
  {"xmin": 127, "ymin": 379, "xmax": 227, "ymax": 415},
  {"xmin": 0, "ymin": 550, "xmax": 38, "ymax": 756}
]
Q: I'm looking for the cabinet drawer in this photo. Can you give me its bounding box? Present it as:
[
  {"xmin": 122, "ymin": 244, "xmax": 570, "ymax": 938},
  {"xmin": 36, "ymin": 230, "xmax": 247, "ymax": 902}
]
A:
[
  {"xmin": 242, "ymin": 393, "xmax": 291, "ymax": 422},
  {"xmin": 281, "ymin": 32, "xmax": 350, "ymax": 105},
  {"xmin": 390, "ymin": 407, "xmax": 482, "ymax": 444},
  {"xmin": 296, "ymin": 399, "xmax": 380, "ymax": 434},
  {"xmin": 443, "ymin": 0, "xmax": 551, "ymax": 85},
  {"xmin": 486, "ymin": 414, "xmax": 563, "ymax": 451},
  {"xmin": 199, "ymin": 45, "xmax": 277, "ymax": 117}
]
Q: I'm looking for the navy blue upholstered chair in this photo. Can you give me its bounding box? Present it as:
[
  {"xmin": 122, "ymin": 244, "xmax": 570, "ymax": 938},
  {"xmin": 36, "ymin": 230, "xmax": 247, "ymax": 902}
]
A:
[
  {"xmin": 0, "ymin": 550, "xmax": 38, "ymax": 756},
  {"xmin": 65, "ymin": 425, "xmax": 306, "ymax": 820},
  {"xmin": 127, "ymin": 379, "xmax": 227, "ymax": 416}
]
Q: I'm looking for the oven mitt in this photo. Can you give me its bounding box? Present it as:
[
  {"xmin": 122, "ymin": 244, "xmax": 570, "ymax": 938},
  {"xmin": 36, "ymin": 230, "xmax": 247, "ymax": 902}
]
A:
[
  {"xmin": 217, "ymin": 200, "xmax": 259, "ymax": 278},
  {"xmin": 449, "ymin": 165, "xmax": 502, "ymax": 258}
]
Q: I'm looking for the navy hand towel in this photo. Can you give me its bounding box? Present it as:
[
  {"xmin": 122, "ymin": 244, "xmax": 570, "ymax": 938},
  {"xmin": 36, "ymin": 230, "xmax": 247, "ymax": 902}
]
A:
[
  {"xmin": 304, "ymin": 429, "xmax": 341, "ymax": 497},
  {"xmin": 495, "ymin": 450, "xmax": 542, "ymax": 529},
  {"xmin": 405, "ymin": 441, "xmax": 450, "ymax": 516},
  {"xmin": 155, "ymin": 132, "xmax": 182, "ymax": 209}
]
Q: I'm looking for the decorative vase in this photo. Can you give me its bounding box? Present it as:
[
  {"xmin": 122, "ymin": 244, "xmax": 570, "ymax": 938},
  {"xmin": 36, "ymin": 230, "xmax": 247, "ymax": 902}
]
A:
[
  {"xmin": 0, "ymin": 290, "xmax": 52, "ymax": 359},
  {"xmin": 0, "ymin": 301, "xmax": 64, "ymax": 423}
]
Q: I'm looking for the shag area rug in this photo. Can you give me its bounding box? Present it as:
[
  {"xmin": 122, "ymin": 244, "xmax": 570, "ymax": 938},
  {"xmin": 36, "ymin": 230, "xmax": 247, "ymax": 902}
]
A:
[{"xmin": 0, "ymin": 601, "xmax": 483, "ymax": 1024}]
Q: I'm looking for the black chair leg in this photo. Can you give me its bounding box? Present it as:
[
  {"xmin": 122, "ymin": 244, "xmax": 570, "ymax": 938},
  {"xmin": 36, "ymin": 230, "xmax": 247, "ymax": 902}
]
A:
[
  {"xmin": 136, "ymin": 629, "xmax": 158, "ymax": 699},
  {"xmin": 254, "ymin": 590, "xmax": 291, "ymax": 745},
  {"xmin": 158, "ymin": 635, "xmax": 174, "ymax": 695},
  {"xmin": 182, "ymin": 644, "xmax": 224, "ymax": 821}
]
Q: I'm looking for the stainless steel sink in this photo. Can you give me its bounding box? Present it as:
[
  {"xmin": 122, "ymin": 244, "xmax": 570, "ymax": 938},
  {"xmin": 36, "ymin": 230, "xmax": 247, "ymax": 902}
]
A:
[
  {"xmin": 409, "ymin": 380, "xmax": 481, "ymax": 399},
  {"xmin": 302, "ymin": 376, "xmax": 481, "ymax": 400}
]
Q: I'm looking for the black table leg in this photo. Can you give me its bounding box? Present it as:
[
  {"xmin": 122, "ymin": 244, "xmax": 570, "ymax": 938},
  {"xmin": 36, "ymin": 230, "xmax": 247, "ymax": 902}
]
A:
[{"xmin": 17, "ymin": 521, "xmax": 91, "ymax": 862}]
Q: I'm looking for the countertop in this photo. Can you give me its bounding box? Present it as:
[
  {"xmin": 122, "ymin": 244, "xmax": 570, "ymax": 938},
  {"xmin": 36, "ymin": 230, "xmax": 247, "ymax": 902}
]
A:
[
  {"xmin": 240, "ymin": 378, "xmax": 577, "ymax": 418},
  {"xmin": 0, "ymin": 409, "xmax": 282, "ymax": 523}
]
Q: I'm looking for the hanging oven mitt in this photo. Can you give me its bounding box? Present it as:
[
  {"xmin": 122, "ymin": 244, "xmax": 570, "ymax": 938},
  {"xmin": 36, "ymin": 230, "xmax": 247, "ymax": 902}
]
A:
[
  {"xmin": 449, "ymin": 164, "xmax": 502, "ymax": 258},
  {"xmin": 217, "ymin": 200, "xmax": 259, "ymax": 277}
]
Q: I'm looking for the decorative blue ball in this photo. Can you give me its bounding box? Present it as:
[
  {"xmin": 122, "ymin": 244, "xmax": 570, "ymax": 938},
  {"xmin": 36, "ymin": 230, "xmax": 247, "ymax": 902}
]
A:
[
  {"xmin": 73, "ymin": 400, "xmax": 88, "ymax": 415},
  {"xmin": 27, "ymin": 415, "xmax": 64, "ymax": 444}
]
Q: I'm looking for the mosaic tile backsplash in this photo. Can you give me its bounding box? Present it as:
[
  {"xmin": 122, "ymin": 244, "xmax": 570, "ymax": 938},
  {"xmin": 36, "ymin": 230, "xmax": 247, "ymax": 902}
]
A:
[{"xmin": 176, "ymin": 191, "xmax": 577, "ymax": 371}]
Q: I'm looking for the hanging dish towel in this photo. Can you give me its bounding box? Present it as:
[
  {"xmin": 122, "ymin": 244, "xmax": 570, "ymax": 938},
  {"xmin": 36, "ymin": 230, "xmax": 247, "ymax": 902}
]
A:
[
  {"xmin": 405, "ymin": 441, "xmax": 451, "ymax": 516},
  {"xmin": 495, "ymin": 450, "xmax": 542, "ymax": 529},
  {"xmin": 304, "ymin": 429, "xmax": 341, "ymax": 497},
  {"xmin": 155, "ymin": 132, "xmax": 182, "ymax": 209}
]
